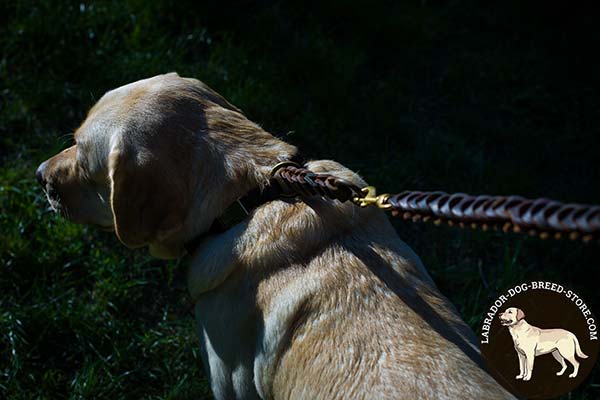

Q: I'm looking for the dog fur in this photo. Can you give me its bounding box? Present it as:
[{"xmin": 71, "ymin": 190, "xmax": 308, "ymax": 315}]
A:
[{"xmin": 37, "ymin": 73, "xmax": 515, "ymax": 399}]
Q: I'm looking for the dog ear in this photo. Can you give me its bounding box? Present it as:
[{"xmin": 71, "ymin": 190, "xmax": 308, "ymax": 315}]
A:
[
  {"xmin": 108, "ymin": 144, "xmax": 188, "ymax": 248},
  {"xmin": 516, "ymin": 308, "xmax": 525, "ymax": 321}
]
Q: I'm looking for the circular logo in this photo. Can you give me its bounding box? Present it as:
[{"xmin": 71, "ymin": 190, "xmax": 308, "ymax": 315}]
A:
[{"xmin": 479, "ymin": 281, "xmax": 598, "ymax": 399}]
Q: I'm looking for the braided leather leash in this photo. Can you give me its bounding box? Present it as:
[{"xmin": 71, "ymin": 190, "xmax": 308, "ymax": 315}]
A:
[{"xmin": 271, "ymin": 164, "xmax": 600, "ymax": 243}]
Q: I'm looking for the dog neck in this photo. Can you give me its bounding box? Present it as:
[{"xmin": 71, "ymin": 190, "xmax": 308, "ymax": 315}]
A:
[
  {"xmin": 508, "ymin": 319, "xmax": 529, "ymax": 335},
  {"xmin": 185, "ymin": 129, "xmax": 300, "ymax": 299},
  {"xmin": 185, "ymin": 159, "xmax": 376, "ymax": 301},
  {"xmin": 184, "ymin": 152, "xmax": 305, "ymax": 255},
  {"xmin": 182, "ymin": 117, "xmax": 298, "ymax": 249},
  {"xmin": 187, "ymin": 221, "xmax": 248, "ymax": 298}
]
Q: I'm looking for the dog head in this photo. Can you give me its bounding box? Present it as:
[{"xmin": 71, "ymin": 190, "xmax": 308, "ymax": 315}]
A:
[
  {"xmin": 36, "ymin": 73, "xmax": 296, "ymax": 259},
  {"xmin": 499, "ymin": 307, "xmax": 525, "ymax": 326}
]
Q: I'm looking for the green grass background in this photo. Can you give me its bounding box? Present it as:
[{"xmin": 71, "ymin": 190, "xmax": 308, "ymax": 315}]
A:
[{"xmin": 1, "ymin": 0, "xmax": 599, "ymax": 398}]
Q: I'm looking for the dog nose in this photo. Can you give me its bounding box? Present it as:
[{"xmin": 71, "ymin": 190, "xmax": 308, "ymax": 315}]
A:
[{"xmin": 36, "ymin": 161, "xmax": 48, "ymax": 187}]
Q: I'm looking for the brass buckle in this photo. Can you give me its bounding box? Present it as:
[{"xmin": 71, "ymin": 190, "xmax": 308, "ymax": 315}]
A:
[{"xmin": 353, "ymin": 186, "xmax": 392, "ymax": 209}]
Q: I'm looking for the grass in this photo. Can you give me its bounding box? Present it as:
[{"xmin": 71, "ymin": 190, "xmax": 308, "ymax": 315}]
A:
[{"xmin": 1, "ymin": 0, "xmax": 599, "ymax": 398}]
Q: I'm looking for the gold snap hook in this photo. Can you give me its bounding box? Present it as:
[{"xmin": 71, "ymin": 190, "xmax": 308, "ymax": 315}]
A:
[{"xmin": 352, "ymin": 186, "xmax": 392, "ymax": 209}]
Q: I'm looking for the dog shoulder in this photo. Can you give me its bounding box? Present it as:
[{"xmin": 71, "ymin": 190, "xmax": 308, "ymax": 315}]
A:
[{"xmin": 261, "ymin": 244, "xmax": 509, "ymax": 399}]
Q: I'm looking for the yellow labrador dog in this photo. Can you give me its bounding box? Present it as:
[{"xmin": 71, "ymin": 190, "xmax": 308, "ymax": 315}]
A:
[
  {"xmin": 499, "ymin": 307, "xmax": 588, "ymax": 381},
  {"xmin": 36, "ymin": 73, "xmax": 514, "ymax": 399}
]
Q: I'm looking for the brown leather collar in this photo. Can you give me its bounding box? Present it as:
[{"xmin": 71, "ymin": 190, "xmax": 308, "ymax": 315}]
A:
[{"xmin": 184, "ymin": 153, "xmax": 304, "ymax": 255}]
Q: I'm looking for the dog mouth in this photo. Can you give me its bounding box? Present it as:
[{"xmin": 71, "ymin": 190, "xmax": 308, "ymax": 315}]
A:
[
  {"xmin": 499, "ymin": 318, "xmax": 513, "ymax": 326},
  {"xmin": 42, "ymin": 186, "xmax": 67, "ymax": 216},
  {"xmin": 44, "ymin": 191, "xmax": 114, "ymax": 232},
  {"xmin": 46, "ymin": 195, "xmax": 70, "ymax": 219}
]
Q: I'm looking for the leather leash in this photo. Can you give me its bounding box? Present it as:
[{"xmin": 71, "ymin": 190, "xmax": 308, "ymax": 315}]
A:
[{"xmin": 273, "ymin": 164, "xmax": 599, "ymax": 243}]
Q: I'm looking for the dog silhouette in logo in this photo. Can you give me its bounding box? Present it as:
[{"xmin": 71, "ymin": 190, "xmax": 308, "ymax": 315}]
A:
[{"xmin": 499, "ymin": 307, "xmax": 588, "ymax": 381}]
